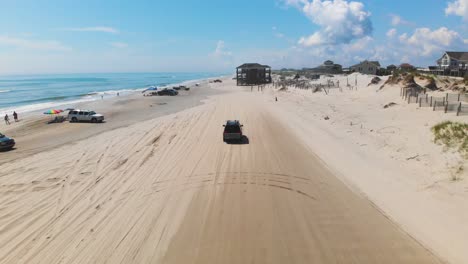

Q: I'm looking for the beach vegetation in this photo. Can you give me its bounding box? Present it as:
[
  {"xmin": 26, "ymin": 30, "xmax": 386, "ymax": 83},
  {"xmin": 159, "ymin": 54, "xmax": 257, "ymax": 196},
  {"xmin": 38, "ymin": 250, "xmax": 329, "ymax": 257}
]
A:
[{"xmin": 432, "ymin": 121, "xmax": 468, "ymax": 159}]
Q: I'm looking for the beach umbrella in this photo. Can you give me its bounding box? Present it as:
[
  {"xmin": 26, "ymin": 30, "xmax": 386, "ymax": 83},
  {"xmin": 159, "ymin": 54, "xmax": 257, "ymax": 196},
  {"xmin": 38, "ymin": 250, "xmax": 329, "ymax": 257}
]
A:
[
  {"xmin": 43, "ymin": 109, "xmax": 64, "ymax": 123},
  {"xmin": 142, "ymin": 86, "xmax": 158, "ymax": 93},
  {"xmin": 43, "ymin": 109, "xmax": 63, "ymax": 115}
]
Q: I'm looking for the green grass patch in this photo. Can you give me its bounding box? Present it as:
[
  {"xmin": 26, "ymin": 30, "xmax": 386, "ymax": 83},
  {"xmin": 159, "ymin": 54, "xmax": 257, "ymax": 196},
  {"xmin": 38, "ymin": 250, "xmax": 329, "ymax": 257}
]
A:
[{"xmin": 432, "ymin": 121, "xmax": 468, "ymax": 159}]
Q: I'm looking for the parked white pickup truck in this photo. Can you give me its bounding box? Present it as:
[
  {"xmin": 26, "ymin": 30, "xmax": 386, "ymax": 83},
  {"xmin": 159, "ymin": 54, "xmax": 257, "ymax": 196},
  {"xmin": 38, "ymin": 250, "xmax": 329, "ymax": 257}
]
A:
[{"xmin": 68, "ymin": 109, "xmax": 105, "ymax": 123}]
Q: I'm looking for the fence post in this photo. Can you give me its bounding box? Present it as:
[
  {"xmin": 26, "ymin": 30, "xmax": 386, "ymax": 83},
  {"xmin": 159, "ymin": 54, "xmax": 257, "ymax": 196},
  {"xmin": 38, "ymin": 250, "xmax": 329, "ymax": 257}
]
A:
[
  {"xmin": 419, "ymin": 98, "xmax": 422, "ymax": 107},
  {"xmin": 446, "ymin": 93, "xmax": 448, "ymax": 103},
  {"xmin": 408, "ymin": 95, "xmax": 410, "ymax": 104},
  {"xmin": 445, "ymin": 103, "xmax": 448, "ymax": 113},
  {"xmin": 457, "ymin": 102, "xmax": 461, "ymax": 116},
  {"xmin": 458, "ymin": 93, "xmax": 461, "ymax": 102},
  {"xmin": 430, "ymin": 96, "xmax": 433, "ymax": 107},
  {"xmin": 426, "ymin": 94, "xmax": 429, "ymax": 103}
]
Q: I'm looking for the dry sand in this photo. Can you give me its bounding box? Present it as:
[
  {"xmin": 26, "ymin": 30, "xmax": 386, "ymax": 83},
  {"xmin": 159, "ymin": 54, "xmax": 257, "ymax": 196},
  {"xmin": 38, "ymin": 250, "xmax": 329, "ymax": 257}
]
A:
[
  {"xmin": 266, "ymin": 73, "xmax": 468, "ymax": 264},
  {"xmin": 0, "ymin": 75, "xmax": 463, "ymax": 263}
]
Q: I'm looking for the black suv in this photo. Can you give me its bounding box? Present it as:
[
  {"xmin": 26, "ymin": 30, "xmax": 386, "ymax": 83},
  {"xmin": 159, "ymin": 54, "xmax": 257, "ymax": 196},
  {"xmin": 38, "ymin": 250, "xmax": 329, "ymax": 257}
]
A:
[
  {"xmin": 157, "ymin": 89, "xmax": 178, "ymax": 96},
  {"xmin": 0, "ymin": 133, "xmax": 15, "ymax": 150},
  {"xmin": 223, "ymin": 120, "xmax": 243, "ymax": 142}
]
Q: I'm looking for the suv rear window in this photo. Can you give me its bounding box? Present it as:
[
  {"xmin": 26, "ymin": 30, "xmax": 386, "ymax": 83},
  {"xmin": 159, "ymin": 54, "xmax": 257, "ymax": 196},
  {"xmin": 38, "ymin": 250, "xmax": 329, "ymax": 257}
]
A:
[{"xmin": 225, "ymin": 125, "xmax": 241, "ymax": 133}]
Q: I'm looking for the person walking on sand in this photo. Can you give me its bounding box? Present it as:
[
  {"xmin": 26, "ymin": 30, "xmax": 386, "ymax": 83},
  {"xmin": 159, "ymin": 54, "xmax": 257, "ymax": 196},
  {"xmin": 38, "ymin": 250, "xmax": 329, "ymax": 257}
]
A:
[
  {"xmin": 13, "ymin": 111, "xmax": 18, "ymax": 122},
  {"xmin": 4, "ymin": 114, "xmax": 10, "ymax": 125}
]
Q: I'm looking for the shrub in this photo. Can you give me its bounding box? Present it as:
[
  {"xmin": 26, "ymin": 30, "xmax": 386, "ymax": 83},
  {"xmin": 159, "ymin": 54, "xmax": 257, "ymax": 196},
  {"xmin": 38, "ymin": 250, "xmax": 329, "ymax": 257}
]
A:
[{"xmin": 432, "ymin": 121, "xmax": 468, "ymax": 159}]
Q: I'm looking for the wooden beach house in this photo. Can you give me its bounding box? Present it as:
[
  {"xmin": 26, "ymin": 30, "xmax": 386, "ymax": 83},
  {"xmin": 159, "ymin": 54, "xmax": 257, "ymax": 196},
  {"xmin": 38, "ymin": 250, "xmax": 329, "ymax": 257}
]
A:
[
  {"xmin": 349, "ymin": 61, "xmax": 381, "ymax": 75},
  {"xmin": 236, "ymin": 63, "xmax": 272, "ymax": 86},
  {"xmin": 431, "ymin": 51, "xmax": 468, "ymax": 77}
]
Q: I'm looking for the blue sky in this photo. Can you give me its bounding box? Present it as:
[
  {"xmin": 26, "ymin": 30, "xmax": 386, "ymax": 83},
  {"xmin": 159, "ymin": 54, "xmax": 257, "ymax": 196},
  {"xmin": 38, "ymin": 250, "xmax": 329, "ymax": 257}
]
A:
[{"xmin": 0, "ymin": 0, "xmax": 466, "ymax": 74}]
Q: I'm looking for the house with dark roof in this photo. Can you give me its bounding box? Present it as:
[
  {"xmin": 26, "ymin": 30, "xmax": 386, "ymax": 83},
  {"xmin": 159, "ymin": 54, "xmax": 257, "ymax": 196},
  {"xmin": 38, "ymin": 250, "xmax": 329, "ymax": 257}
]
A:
[
  {"xmin": 399, "ymin": 63, "xmax": 416, "ymax": 72},
  {"xmin": 386, "ymin": 64, "xmax": 397, "ymax": 71},
  {"xmin": 302, "ymin": 60, "xmax": 343, "ymax": 74},
  {"xmin": 236, "ymin": 63, "xmax": 272, "ymax": 86},
  {"xmin": 437, "ymin": 52, "xmax": 468, "ymax": 70},
  {"xmin": 349, "ymin": 60, "xmax": 381, "ymax": 75}
]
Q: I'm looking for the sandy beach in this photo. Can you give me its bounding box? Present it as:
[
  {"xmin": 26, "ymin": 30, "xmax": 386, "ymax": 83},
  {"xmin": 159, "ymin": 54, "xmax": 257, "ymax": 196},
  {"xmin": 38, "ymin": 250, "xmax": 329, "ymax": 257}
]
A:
[
  {"xmin": 0, "ymin": 79, "xmax": 223, "ymax": 166},
  {"xmin": 0, "ymin": 75, "xmax": 467, "ymax": 263}
]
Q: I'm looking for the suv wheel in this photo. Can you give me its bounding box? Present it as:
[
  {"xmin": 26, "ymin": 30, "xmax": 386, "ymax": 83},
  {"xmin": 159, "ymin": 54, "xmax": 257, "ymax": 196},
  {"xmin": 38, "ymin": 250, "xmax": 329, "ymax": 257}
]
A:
[
  {"xmin": 71, "ymin": 117, "xmax": 78, "ymax": 123},
  {"xmin": 91, "ymin": 118, "xmax": 97, "ymax": 123}
]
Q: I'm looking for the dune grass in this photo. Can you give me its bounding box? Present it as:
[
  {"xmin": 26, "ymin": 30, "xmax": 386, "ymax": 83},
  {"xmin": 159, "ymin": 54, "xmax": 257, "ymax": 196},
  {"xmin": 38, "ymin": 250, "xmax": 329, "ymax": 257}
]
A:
[{"xmin": 432, "ymin": 121, "xmax": 468, "ymax": 159}]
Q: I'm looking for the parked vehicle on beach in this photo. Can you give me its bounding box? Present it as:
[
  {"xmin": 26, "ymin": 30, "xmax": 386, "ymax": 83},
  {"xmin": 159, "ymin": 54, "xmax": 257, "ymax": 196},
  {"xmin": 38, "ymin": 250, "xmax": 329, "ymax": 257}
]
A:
[
  {"xmin": 68, "ymin": 109, "xmax": 105, "ymax": 123},
  {"xmin": 223, "ymin": 120, "xmax": 243, "ymax": 142},
  {"xmin": 157, "ymin": 89, "xmax": 178, "ymax": 96},
  {"xmin": 0, "ymin": 133, "xmax": 15, "ymax": 150}
]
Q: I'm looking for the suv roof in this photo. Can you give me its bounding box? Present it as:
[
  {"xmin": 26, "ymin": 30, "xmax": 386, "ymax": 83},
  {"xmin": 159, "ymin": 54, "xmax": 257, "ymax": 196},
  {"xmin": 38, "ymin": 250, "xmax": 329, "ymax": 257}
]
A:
[
  {"xmin": 226, "ymin": 120, "xmax": 240, "ymax": 126},
  {"xmin": 70, "ymin": 109, "xmax": 94, "ymax": 112}
]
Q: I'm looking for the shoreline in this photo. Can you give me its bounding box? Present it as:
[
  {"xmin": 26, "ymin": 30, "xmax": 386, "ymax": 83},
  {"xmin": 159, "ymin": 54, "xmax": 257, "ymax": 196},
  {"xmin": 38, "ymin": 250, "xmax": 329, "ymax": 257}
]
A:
[
  {"xmin": 0, "ymin": 76, "xmax": 230, "ymax": 166},
  {"xmin": 0, "ymin": 74, "xmax": 231, "ymax": 115}
]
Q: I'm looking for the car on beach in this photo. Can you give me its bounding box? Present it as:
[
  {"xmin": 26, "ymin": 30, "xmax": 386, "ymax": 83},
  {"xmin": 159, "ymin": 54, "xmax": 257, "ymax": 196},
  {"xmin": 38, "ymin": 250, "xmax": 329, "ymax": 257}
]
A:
[
  {"xmin": 0, "ymin": 133, "xmax": 15, "ymax": 150},
  {"xmin": 68, "ymin": 109, "xmax": 105, "ymax": 123},
  {"xmin": 157, "ymin": 89, "xmax": 178, "ymax": 96},
  {"xmin": 223, "ymin": 120, "xmax": 243, "ymax": 142}
]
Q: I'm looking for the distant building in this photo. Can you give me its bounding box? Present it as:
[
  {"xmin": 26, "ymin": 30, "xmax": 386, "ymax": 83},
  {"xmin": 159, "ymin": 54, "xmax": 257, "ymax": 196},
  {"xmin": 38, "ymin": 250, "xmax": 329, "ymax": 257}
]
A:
[
  {"xmin": 349, "ymin": 60, "xmax": 381, "ymax": 75},
  {"xmin": 236, "ymin": 63, "xmax": 272, "ymax": 86},
  {"xmin": 302, "ymin": 60, "xmax": 342, "ymax": 74},
  {"xmin": 386, "ymin": 64, "xmax": 397, "ymax": 72},
  {"xmin": 399, "ymin": 63, "xmax": 416, "ymax": 72},
  {"xmin": 437, "ymin": 51, "xmax": 468, "ymax": 70}
]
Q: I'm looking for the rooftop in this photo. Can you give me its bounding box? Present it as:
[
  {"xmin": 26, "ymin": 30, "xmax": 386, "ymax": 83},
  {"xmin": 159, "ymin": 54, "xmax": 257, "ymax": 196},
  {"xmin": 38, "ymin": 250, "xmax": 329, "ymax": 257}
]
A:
[
  {"xmin": 237, "ymin": 63, "xmax": 271, "ymax": 69},
  {"xmin": 445, "ymin": 51, "xmax": 468, "ymax": 61}
]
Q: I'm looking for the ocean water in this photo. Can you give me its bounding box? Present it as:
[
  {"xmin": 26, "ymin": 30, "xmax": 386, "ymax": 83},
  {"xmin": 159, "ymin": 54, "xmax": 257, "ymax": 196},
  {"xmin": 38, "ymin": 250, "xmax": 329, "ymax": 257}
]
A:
[{"xmin": 0, "ymin": 72, "xmax": 225, "ymax": 114}]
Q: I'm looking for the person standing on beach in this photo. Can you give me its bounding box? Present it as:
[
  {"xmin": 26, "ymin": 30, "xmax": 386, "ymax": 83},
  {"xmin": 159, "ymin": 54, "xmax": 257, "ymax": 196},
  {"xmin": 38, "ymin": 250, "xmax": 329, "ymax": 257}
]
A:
[
  {"xmin": 4, "ymin": 114, "xmax": 10, "ymax": 125},
  {"xmin": 101, "ymin": 95, "xmax": 104, "ymax": 100},
  {"xmin": 13, "ymin": 111, "xmax": 18, "ymax": 122}
]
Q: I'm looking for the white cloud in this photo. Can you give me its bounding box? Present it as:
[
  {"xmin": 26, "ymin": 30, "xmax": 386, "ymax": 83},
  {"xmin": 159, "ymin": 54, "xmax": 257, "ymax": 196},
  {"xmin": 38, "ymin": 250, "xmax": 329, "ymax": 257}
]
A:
[
  {"xmin": 398, "ymin": 27, "xmax": 466, "ymax": 56},
  {"xmin": 389, "ymin": 14, "xmax": 412, "ymax": 26},
  {"xmin": 59, "ymin": 27, "xmax": 119, "ymax": 34},
  {"xmin": 272, "ymin": 26, "xmax": 286, "ymax": 38},
  {"xmin": 286, "ymin": 0, "xmax": 373, "ymax": 47},
  {"xmin": 391, "ymin": 15, "xmax": 402, "ymax": 26},
  {"xmin": 213, "ymin": 40, "xmax": 232, "ymax": 57},
  {"xmin": 386, "ymin": 28, "xmax": 397, "ymax": 38},
  {"xmin": 110, "ymin": 42, "xmax": 128, "ymax": 48},
  {"xmin": 446, "ymin": 0, "xmax": 468, "ymax": 21},
  {"xmin": 400, "ymin": 55, "xmax": 410, "ymax": 63},
  {"xmin": 298, "ymin": 32, "xmax": 325, "ymax": 46},
  {"xmin": 398, "ymin": 33, "xmax": 408, "ymax": 42},
  {"xmin": 0, "ymin": 35, "xmax": 70, "ymax": 51}
]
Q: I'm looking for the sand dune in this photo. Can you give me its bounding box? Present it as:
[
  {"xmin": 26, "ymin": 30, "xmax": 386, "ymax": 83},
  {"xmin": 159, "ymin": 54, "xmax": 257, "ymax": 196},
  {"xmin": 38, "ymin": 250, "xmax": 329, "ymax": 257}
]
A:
[{"xmin": 0, "ymin": 86, "xmax": 441, "ymax": 263}]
